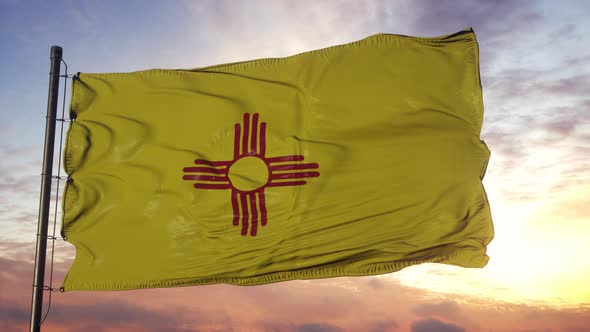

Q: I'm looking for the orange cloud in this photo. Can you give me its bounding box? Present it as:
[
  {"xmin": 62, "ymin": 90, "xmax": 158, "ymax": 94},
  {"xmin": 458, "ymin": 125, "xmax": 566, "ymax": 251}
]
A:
[{"xmin": 2, "ymin": 255, "xmax": 589, "ymax": 332}]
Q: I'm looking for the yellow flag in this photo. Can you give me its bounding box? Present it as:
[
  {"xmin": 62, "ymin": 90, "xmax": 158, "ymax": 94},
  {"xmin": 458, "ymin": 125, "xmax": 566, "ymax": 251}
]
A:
[{"xmin": 61, "ymin": 28, "xmax": 493, "ymax": 291}]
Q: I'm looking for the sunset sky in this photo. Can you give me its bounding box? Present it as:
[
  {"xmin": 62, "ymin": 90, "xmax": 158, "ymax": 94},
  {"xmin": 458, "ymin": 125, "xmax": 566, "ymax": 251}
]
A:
[{"xmin": 1, "ymin": 1, "xmax": 590, "ymax": 331}]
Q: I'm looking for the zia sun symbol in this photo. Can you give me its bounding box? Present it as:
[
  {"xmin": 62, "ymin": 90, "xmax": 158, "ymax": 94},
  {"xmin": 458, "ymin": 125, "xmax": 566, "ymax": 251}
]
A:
[{"xmin": 182, "ymin": 113, "xmax": 320, "ymax": 236}]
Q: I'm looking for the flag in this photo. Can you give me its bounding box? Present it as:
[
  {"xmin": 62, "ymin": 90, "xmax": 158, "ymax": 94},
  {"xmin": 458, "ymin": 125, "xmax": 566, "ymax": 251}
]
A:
[{"xmin": 61, "ymin": 28, "xmax": 493, "ymax": 291}]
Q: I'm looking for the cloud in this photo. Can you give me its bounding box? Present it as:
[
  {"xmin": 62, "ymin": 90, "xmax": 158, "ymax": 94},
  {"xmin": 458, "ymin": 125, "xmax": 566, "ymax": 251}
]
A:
[
  {"xmin": 369, "ymin": 319, "xmax": 398, "ymax": 332},
  {"xmin": 564, "ymin": 54, "xmax": 590, "ymax": 67},
  {"xmin": 298, "ymin": 323, "xmax": 344, "ymax": 332},
  {"xmin": 485, "ymin": 70, "xmax": 590, "ymax": 104},
  {"xmin": 0, "ymin": 305, "xmax": 28, "ymax": 325},
  {"xmin": 0, "ymin": 241, "xmax": 35, "ymax": 260},
  {"xmin": 481, "ymin": 90, "xmax": 590, "ymax": 205},
  {"xmin": 411, "ymin": 318, "xmax": 465, "ymax": 332},
  {"xmin": 2, "ymin": 253, "xmax": 590, "ymax": 332},
  {"xmin": 49, "ymin": 301, "xmax": 208, "ymax": 332},
  {"xmin": 412, "ymin": 301, "xmax": 462, "ymax": 321},
  {"xmin": 407, "ymin": 0, "xmax": 540, "ymax": 37},
  {"xmin": 0, "ymin": 141, "xmax": 68, "ymax": 243},
  {"xmin": 0, "ymin": 300, "xmax": 202, "ymax": 332},
  {"xmin": 366, "ymin": 276, "xmax": 385, "ymax": 290},
  {"xmin": 180, "ymin": 0, "xmax": 543, "ymax": 65},
  {"xmin": 467, "ymin": 6, "xmax": 590, "ymax": 213}
]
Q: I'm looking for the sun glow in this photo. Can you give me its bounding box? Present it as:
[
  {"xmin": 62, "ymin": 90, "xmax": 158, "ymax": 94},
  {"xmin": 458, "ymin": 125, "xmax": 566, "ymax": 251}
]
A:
[{"xmin": 394, "ymin": 190, "xmax": 590, "ymax": 307}]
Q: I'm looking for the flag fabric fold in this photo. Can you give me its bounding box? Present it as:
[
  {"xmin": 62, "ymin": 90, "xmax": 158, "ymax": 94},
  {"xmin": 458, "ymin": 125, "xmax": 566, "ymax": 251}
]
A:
[{"xmin": 61, "ymin": 27, "xmax": 493, "ymax": 291}]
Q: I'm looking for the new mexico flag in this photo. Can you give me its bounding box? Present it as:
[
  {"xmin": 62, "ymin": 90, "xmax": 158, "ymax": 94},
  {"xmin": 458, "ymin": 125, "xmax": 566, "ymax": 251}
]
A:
[{"xmin": 61, "ymin": 28, "xmax": 493, "ymax": 291}]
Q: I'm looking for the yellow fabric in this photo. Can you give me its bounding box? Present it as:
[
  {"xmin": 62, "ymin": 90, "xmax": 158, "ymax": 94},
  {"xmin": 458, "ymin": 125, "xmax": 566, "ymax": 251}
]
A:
[{"xmin": 61, "ymin": 28, "xmax": 493, "ymax": 291}]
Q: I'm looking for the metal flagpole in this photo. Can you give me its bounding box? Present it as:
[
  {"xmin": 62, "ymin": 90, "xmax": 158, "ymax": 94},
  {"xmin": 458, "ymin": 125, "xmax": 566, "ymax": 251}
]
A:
[{"xmin": 29, "ymin": 46, "xmax": 63, "ymax": 332}]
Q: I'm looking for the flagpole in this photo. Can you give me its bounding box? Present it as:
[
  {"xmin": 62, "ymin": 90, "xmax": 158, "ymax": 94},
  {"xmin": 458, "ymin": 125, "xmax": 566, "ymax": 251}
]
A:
[{"xmin": 29, "ymin": 45, "xmax": 63, "ymax": 332}]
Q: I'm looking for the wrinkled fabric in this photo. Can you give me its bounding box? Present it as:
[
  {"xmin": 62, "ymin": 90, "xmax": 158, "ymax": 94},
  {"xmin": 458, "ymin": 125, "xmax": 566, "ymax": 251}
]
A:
[{"xmin": 61, "ymin": 27, "xmax": 493, "ymax": 291}]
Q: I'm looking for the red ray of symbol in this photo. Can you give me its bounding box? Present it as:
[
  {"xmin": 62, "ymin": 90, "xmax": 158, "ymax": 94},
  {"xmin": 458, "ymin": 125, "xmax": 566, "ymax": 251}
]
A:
[{"xmin": 182, "ymin": 113, "xmax": 320, "ymax": 236}]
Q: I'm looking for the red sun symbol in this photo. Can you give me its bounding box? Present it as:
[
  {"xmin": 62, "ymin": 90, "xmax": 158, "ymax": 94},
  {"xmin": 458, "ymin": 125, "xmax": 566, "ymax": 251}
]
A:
[{"xmin": 183, "ymin": 113, "xmax": 320, "ymax": 236}]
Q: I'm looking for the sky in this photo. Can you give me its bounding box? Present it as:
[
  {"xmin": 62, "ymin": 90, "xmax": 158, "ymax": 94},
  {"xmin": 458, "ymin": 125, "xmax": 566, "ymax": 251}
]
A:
[{"xmin": 1, "ymin": 0, "xmax": 589, "ymax": 331}]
